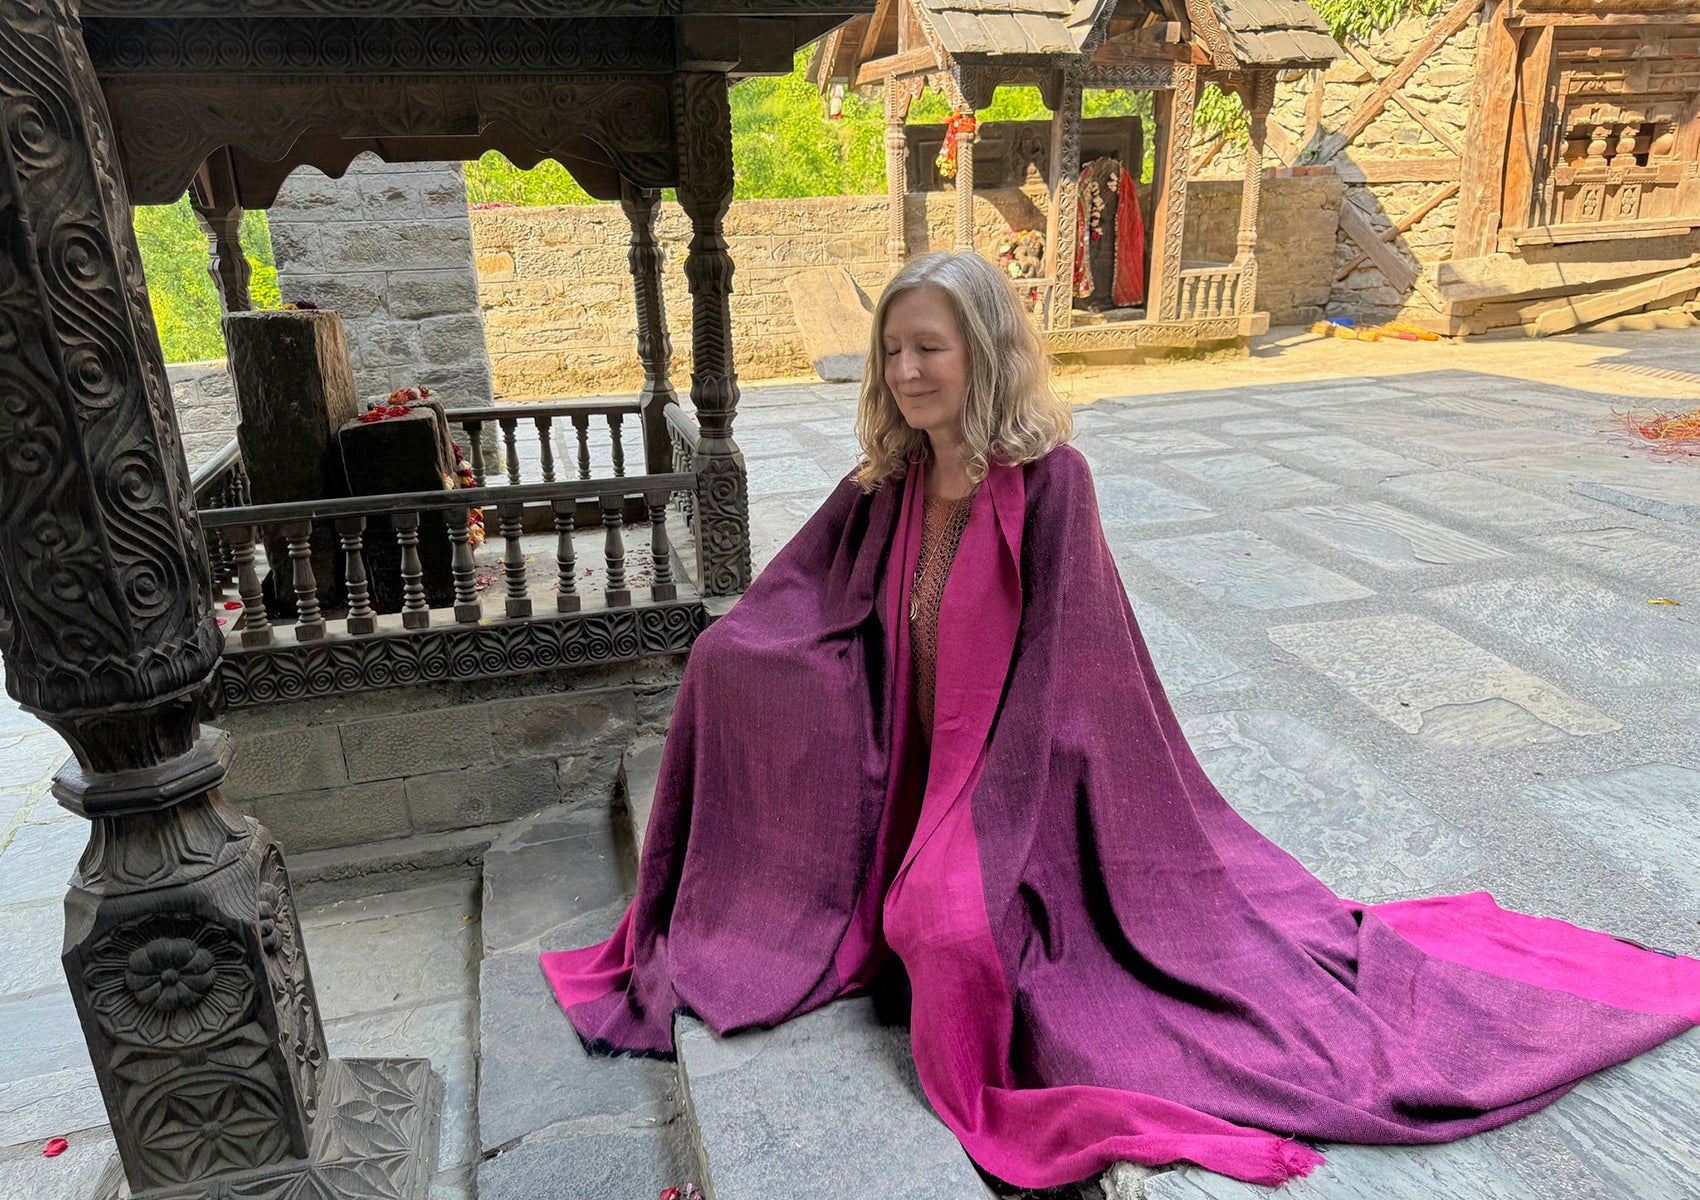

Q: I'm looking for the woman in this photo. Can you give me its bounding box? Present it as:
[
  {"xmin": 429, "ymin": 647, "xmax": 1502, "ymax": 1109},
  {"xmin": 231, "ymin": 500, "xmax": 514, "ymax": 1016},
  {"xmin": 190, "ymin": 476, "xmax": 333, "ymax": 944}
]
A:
[{"xmin": 543, "ymin": 252, "xmax": 1699, "ymax": 1189}]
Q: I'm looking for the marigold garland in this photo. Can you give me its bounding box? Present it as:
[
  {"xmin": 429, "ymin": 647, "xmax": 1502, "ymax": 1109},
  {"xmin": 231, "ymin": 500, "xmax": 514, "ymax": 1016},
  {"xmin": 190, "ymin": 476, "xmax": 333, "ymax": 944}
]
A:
[{"xmin": 936, "ymin": 113, "xmax": 976, "ymax": 181}]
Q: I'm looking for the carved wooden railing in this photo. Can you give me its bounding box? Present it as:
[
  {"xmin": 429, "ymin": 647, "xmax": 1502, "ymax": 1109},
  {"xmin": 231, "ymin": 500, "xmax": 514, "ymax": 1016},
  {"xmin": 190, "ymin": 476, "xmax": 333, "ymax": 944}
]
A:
[
  {"xmin": 189, "ymin": 436, "xmax": 251, "ymax": 592},
  {"xmin": 1175, "ymin": 264, "xmax": 1244, "ymax": 320},
  {"xmin": 198, "ymin": 475, "xmax": 701, "ymax": 707},
  {"xmin": 664, "ymin": 400, "xmax": 700, "ymax": 529},
  {"xmin": 444, "ymin": 398, "xmax": 639, "ymax": 487}
]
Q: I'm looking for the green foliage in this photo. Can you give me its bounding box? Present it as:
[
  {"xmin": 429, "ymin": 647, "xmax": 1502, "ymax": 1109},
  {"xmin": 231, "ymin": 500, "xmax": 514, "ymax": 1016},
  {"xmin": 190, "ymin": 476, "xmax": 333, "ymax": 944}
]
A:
[
  {"xmin": 1195, "ymin": 84, "xmax": 1248, "ymax": 147},
  {"xmin": 133, "ymin": 198, "xmax": 278, "ymax": 363},
  {"xmin": 464, "ymin": 151, "xmax": 595, "ymax": 207},
  {"xmin": 1312, "ymin": 0, "xmax": 1443, "ymax": 44}
]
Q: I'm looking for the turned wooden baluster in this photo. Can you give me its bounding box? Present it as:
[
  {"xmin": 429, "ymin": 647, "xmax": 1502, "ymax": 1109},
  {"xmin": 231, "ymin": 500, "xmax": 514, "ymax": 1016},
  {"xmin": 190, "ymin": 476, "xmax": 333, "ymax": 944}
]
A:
[
  {"xmin": 501, "ymin": 418, "xmax": 521, "ymax": 485},
  {"xmin": 535, "ymin": 416, "xmax": 556, "ymax": 483},
  {"xmin": 500, "ymin": 502, "xmax": 530, "ymax": 618},
  {"xmin": 572, "ymin": 413, "xmax": 591, "ymax": 480},
  {"xmin": 394, "ymin": 511, "xmax": 430, "ymax": 629},
  {"xmin": 646, "ymin": 488, "xmax": 675, "ymax": 602},
  {"xmin": 282, "ymin": 520, "xmax": 325, "ymax": 641},
  {"xmin": 465, "ymin": 419, "xmax": 488, "ymax": 486},
  {"xmin": 337, "ymin": 516, "xmax": 376, "ymax": 635},
  {"xmin": 608, "ymin": 412, "xmax": 626, "ymax": 478},
  {"xmin": 602, "ymin": 494, "xmax": 630, "ymax": 607},
  {"xmin": 553, "ymin": 498, "xmax": 580, "ymax": 613},
  {"xmin": 448, "ymin": 508, "xmax": 481, "ymax": 623},
  {"xmin": 229, "ymin": 526, "xmax": 273, "ymax": 647}
]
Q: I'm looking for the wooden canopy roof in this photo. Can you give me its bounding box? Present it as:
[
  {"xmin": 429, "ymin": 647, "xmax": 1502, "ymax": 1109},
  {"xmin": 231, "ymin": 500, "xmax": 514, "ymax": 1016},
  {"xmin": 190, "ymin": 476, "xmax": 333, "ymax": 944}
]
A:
[{"xmin": 813, "ymin": 0, "xmax": 1338, "ymax": 86}]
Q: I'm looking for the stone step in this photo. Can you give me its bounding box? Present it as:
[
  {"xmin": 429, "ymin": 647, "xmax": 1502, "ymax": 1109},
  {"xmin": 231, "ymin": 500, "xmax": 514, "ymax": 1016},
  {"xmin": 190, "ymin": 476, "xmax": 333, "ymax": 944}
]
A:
[
  {"xmin": 617, "ymin": 743, "xmax": 999, "ymax": 1200},
  {"xmin": 474, "ymin": 800, "xmax": 699, "ymax": 1200}
]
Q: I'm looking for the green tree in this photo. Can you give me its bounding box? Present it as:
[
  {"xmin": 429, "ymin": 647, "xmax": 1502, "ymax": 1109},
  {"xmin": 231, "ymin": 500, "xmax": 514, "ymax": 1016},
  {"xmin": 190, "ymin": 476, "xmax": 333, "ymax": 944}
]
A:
[{"xmin": 133, "ymin": 198, "xmax": 277, "ymax": 363}]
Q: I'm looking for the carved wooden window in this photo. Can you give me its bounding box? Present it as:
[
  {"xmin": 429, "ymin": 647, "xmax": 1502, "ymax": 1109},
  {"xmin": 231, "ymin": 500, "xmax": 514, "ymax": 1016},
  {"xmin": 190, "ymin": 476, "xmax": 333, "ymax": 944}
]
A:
[{"xmin": 1506, "ymin": 26, "xmax": 1700, "ymax": 247}]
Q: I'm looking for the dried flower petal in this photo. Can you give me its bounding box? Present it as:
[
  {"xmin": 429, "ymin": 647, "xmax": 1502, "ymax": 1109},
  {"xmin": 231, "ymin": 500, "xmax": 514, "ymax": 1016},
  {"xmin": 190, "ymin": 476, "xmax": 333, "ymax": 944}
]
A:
[{"xmin": 43, "ymin": 1138, "xmax": 68, "ymax": 1157}]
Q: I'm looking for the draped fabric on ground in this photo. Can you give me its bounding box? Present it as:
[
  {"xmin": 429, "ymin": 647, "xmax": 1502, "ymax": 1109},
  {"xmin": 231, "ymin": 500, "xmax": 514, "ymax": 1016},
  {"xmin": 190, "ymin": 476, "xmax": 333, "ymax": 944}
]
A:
[{"xmin": 542, "ymin": 446, "xmax": 1700, "ymax": 1189}]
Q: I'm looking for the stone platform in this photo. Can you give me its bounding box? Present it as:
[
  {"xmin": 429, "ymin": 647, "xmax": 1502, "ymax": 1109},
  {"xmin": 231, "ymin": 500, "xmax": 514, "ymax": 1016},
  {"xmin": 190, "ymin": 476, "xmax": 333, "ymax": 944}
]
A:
[{"xmin": 4, "ymin": 327, "xmax": 1698, "ymax": 1199}]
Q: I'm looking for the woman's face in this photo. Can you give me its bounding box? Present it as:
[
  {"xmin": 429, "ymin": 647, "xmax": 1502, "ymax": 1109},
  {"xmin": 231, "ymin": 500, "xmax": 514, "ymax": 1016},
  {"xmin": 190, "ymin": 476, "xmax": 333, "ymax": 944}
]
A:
[{"xmin": 882, "ymin": 285, "xmax": 971, "ymax": 439}]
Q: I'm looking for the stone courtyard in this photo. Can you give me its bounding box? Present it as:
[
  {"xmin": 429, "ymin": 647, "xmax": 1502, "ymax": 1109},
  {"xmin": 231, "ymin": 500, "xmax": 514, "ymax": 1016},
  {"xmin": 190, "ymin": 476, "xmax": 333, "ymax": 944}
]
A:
[{"xmin": 2, "ymin": 326, "xmax": 1697, "ymax": 1199}]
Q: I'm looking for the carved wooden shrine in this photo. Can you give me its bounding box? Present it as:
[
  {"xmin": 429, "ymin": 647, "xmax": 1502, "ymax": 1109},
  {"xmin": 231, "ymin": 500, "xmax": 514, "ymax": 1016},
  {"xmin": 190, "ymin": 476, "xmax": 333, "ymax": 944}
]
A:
[
  {"xmin": 0, "ymin": 2, "xmax": 871, "ymax": 1197},
  {"xmin": 811, "ymin": 0, "xmax": 1339, "ymax": 357},
  {"xmin": 1444, "ymin": 0, "xmax": 1700, "ymax": 332}
]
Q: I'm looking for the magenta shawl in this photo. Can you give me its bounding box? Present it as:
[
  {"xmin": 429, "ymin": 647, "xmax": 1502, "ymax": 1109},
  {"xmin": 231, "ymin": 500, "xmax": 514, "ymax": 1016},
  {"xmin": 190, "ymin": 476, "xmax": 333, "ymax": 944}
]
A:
[{"xmin": 543, "ymin": 447, "xmax": 1700, "ymax": 1188}]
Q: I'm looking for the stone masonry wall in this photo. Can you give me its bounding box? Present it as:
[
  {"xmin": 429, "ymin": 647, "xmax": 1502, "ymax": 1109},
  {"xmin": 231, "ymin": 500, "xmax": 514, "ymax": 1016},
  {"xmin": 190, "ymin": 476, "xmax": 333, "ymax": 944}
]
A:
[
  {"xmin": 267, "ymin": 154, "xmax": 496, "ymax": 409},
  {"xmin": 216, "ymin": 659, "xmax": 683, "ymax": 854},
  {"xmin": 169, "ymin": 361, "xmax": 238, "ymax": 472},
  {"xmin": 471, "ymin": 179, "xmax": 1339, "ymax": 398},
  {"xmin": 1182, "ymin": 175, "xmax": 1345, "ymax": 326}
]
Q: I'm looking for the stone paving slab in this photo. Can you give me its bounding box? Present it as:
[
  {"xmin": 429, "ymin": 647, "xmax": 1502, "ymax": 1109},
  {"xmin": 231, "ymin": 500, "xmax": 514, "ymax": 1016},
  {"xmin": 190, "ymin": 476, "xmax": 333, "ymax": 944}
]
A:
[
  {"xmin": 1166, "ymin": 453, "xmax": 1343, "ymax": 506},
  {"xmin": 1357, "ymin": 426, "xmax": 1597, "ymax": 461},
  {"xmin": 1123, "ymin": 591, "xmax": 1246, "ymax": 699},
  {"xmin": 0, "ymin": 1128, "xmax": 117, "ymax": 1200},
  {"xmin": 0, "ymin": 735, "xmax": 65, "ymax": 793},
  {"xmin": 1376, "ymin": 471, "xmax": 1589, "ymax": 526},
  {"xmin": 1536, "ymin": 527, "xmax": 1700, "ymax": 594},
  {"xmin": 1121, "ymin": 399, "xmax": 1265, "ymax": 423},
  {"xmin": 1101, "ymin": 429, "xmax": 1232, "ymax": 457},
  {"xmin": 1514, "ymin": 765, "xmax": 1700, "ymax": 916},
  {"xmin": 1414, "ymin": 395, "xmax": 1549, "ymax": 423},
  {"xmin": 1264, "ymin": 435, "xmax": 1436, "ymax": 479},
  {"xmin": 0, "ymin": 822, "xmax": 87, "ymax": 908},
  {"xmin": 1272, "ymin": 501, "xmax": 1506, "ymax": 569},
  {"xmin": 0, "ymin": 901, "xmax": 63, "ymax": 998},
  {"xmin": 1127, "ymin": 529, "xmax": 1374, "ymax": 610},
  {"xmin": 1094, "ymin": 475, "xmax": 1216, "ymax": 527},
  {"xmin": 1266, "ymin": 614, "xmax": 1620, "ymax": 748},
  {"xmin": 1219, "ymin": 418, "xmax": 1318, "ymax": 436},
  {"xmin": 1423, "ymin": 576, "xmax": 1700, "ymax": 688},
  {"xmin": 1183, "ymin": 709, "xmax": 1493, "ymax": 902},
  {"xmin": 299, "ymin": 878, "xmax": 479, "ymax": 1023}
]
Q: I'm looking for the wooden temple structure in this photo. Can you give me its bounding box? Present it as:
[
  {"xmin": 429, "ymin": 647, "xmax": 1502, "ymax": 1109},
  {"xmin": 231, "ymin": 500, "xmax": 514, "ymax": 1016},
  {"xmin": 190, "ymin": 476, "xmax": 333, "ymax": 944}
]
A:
[
  {"xmin": 0, "ymin": 2, "xmax": 871, "ymax": 1198},
  {"xmin": 811, "ymin": 0, "xmax": 1340, "ymax": 357}
]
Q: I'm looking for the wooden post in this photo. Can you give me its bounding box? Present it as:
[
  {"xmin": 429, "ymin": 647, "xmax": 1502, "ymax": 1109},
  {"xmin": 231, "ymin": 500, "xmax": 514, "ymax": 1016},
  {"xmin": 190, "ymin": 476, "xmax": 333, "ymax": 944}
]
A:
[
  {"xmin": 1453, "ymin": 0, "xmax": 1521, "ymax": 258},
  {"xmin": 0, "ymin": 3, "xmax": 439, "ymax": 1194},
  {"xmin": 676, "ymin": 71, "xmax": 751, "ymax": 596},
  {"xmin": 1147, "ymin": 66, "xmax": 1198, "ymax": 323},
  {"xmin": 188, "ymin": 148, "xmax": 251, "ymax": 316},
  {"xmin": 1502, "ymin": 24, "xmax": 1555, "ymax": 240},
  {"xmin": 1235, "ymin": 73, "xmax": 1273, "ymax": 316},
  {"xmin": 1042, "ymin": 67, "xmax": 1084, "ymax": 330},
  {"xmin": 619, "ymin": 178, "xmax": 679, "ymax": 476},
  {"xmin": 954, "ymin": 113, "xmax": 975, "ymax": 252},
  {"xmin": 885, "ymin": 77, "xmax": 912, "ymax": 272}
]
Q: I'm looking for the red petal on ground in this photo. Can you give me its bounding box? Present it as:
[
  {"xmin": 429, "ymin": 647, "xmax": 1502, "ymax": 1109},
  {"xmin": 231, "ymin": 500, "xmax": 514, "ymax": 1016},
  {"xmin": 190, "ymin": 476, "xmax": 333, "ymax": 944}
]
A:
[{"xmin": 43, "ymin": 1138, "xmax": 68, "ymax": 1157}]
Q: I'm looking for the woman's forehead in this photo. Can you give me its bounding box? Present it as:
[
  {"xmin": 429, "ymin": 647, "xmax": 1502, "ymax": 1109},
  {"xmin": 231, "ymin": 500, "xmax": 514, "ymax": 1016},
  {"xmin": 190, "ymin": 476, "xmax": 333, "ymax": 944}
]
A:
[{"xmin": 883, "ymin": 286, "xmax": 960, "ymax": 338}]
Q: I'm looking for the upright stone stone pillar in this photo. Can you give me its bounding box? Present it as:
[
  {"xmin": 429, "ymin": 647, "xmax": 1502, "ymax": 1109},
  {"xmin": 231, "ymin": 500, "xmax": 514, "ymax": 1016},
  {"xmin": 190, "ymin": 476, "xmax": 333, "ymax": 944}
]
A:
[
  {"xmin": 619, "ymin": 178, "xmax": 679, "ymax": 477},
  {"xmin": 0, "ymin": 4, "xmax": 438, "ymax": 1197},
  {"xmin": 674, "ymin": 71, "xmax": 751, "ymax": 596}
]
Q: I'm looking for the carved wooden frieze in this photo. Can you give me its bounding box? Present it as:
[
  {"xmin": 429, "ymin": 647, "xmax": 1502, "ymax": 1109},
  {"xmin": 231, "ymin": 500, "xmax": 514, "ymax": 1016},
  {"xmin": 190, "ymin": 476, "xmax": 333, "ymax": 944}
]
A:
[
  {"xmin": 1043, "ymin": 314, "xmax": 1248, "ymax": 353},
  {"xmin": 83, "ymin": 16, "xmax": 677, "ymax": 76},
  {"xmin": 82, "ymin": 0, "xmax": 868, "ymax": 14},
  {"xmin": 103, "ymin": 75, "xmax": 677, "ymax": 205},
  {"xmin": 216, "ymin": 602, "xmax": 705, "ymax": 706}
]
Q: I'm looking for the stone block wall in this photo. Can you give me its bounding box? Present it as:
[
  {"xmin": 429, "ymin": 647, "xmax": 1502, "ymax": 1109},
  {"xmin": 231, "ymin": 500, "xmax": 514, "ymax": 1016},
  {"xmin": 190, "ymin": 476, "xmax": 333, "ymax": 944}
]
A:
[
  {"xmin": 169, "ymin": 361, "xmax": 238, "ymax": 471},
  {"xmin": 470, "ymin": 178, "xmax": 1335, "ymax": 398},
  {"xmin": 267, "ymin": 154, "xmax": 496, "ymax": 409},
  {"xmin": 216, "ymin": 660, "xmax": 683, "ymax": 854},
  {"xmin": 1182, "ymin": 175, "xmax": 1345, "ymax": 325}
]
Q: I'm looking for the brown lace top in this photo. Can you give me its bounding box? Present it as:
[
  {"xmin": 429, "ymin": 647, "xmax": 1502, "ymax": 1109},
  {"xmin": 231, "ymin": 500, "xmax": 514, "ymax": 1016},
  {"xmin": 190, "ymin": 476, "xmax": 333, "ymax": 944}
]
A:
[{"xmin": 910, "ymin": 493, "xmax": 976, "ymax": 741}]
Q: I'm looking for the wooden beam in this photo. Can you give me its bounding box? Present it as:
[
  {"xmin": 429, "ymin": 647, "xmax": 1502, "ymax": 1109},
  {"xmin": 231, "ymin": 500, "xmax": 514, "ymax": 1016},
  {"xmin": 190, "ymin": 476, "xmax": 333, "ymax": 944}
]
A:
[
  {"xmin": 1500, "ymin": 24, "xmax": 1553, "ymax": 234},
  {"xmin": 854, "ymin": 45, "xmax": 939, "ymax": 88},
  {"xmin": 1336, "ymin": 182, "xmax": 1459, "ymax": 279},
  {"xmin": 1342, "ymin": 44, "xmax": 1463, "ymax": 156},
  {"xmin": 1533, "ymin": 265, "xmax": 1700, "ymax": 336},
  {"xmin": 1335, "ymin": 157, "xmax": 1461, "ymax": 183},
  {"xmin": 1090, "ymin": 38, "xmax": 1203, "ymax": 66},
  {"xmin": 858, "ymin": 0, "xmax": 897, "ymax": 62},
  {"xmin": 1452, "ymin": 0, "xmax": 1520, "ymax": 258},
  {"xmin": 1318, "ymin": 0, "xmax": 1483, "ymax": 160},
  {"xmin": 1338, "ymin": 197, "xmax": 1445, "ymax": 309},
  {"xmin": 1439, "ymin": 252, "xmax": 1700, "ymax": 306}
]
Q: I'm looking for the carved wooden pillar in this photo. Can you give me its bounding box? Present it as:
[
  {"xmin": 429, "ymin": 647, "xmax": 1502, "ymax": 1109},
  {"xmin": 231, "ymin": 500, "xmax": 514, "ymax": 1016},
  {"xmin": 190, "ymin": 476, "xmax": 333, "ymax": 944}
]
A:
[
  {"xmin": 674, "ymin": 72, "xmax": 751, "ymax": 596},
  {"xmin": 1234, "ymin": 72, "xmax": 1273, "ymax": 316},
  {"xmin": 1147, "ymin": 65, "xmax": 1198, "ymax": 323},
  {"xmin": 884, "ymin": 77, "xmax": 913, "ymax": 273},
  {"xmin": 1042, "ymin": 67, "xmax": 1084, "ymax": 330},
  {"xmin": 189, "ymin": 147, "xmax": 252, "ymax": 316},
  {"xmin": 0, "ymin": 5, "xmax": 437, "ymax": 1197},
  {"xmin": 619, "ymin": 178, "xmax": 678, "ymax": 477},
  {"xmin": 953, "ymin": 113, "xmax": 976, "ymax": 252}
]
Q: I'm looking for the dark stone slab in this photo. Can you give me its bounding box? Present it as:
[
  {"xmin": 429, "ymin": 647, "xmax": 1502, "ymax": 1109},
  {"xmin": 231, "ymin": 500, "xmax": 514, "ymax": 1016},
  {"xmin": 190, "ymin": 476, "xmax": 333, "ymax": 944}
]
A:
[
  {"xmin": 477, "ymin": 1122, "xmax": 696, "ymax": 1200},
  {"xmin": 481, "ymin": 806, "xmax": 634, "ymax": 955},
  {"xmin": 677, "ymin": 998, "xmax": 992, "ymax": 1199},
  {"xmin": 338, "ymin": 405, "xmax": 459, "ymax": 611}
]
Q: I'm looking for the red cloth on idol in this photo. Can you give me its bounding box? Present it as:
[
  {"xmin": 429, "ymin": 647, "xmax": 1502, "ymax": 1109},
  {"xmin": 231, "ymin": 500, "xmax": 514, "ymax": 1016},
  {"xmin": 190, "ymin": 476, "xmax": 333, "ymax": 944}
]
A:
[{"xmin": 1073, "ymin": 162, "xmax": 1147, "ymax": 307}]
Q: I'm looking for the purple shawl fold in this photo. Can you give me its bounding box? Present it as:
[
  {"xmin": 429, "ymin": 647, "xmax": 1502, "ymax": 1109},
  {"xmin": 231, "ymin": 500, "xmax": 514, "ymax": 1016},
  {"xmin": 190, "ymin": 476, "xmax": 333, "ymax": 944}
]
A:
[{"xmin": 543, "ymin": 446, "xmax": 1700, "ymax": 1188}]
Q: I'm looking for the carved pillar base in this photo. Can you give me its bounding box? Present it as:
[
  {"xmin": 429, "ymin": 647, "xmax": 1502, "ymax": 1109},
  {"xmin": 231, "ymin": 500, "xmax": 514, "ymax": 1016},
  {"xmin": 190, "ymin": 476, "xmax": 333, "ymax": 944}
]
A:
[{"xmin": 91, "ymin": 1059, "xmax": 442, "ymax": 1200}]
